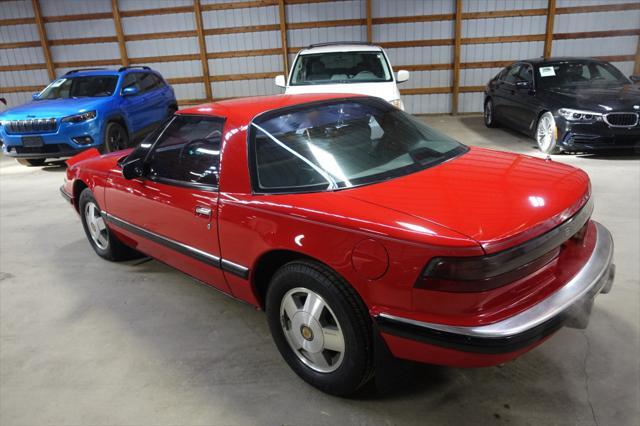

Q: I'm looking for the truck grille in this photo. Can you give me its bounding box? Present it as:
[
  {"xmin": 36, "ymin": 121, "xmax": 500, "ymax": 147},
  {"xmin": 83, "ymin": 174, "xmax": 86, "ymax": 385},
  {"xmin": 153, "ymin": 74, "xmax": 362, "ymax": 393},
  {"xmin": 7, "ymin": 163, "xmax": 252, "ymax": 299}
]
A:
[
  {"xmin": 4, "ymin": 118, "xmax": 58, "ymax": 134},
  {"xmin": 604, "ymin": 113, "xmax": 638, "ymax": 127}
]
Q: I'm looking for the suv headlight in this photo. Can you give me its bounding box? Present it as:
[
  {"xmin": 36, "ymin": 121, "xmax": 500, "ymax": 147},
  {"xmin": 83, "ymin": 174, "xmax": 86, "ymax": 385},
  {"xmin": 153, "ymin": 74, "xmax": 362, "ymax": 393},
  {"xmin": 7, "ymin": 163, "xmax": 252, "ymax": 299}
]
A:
[
  {"xmin": 558, "ymin": 108, "xmax": 602, "ymax": 123},
  {"xmin": 61, "ymin": 110, "xmax": 96, "ymax": 123},
  {"xmin": 389, "ymin": 99, "xmax": 404, "ymax": 110}
]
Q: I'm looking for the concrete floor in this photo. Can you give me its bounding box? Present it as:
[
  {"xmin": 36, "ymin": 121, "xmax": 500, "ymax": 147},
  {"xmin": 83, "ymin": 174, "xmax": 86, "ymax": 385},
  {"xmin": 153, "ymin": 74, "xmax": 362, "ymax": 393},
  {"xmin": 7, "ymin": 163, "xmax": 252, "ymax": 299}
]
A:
[{"xmin": 1, "ymin": 115, "xmax": 638, "ymax": 425}]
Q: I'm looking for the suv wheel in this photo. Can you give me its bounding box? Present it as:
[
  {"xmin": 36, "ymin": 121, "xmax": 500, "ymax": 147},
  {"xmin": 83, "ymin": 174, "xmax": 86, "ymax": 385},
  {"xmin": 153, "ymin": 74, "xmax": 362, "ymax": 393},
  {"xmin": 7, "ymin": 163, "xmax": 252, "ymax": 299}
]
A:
[{"xmin": 103, "ymin": 122, "xmax": 129, "ymax": 153}]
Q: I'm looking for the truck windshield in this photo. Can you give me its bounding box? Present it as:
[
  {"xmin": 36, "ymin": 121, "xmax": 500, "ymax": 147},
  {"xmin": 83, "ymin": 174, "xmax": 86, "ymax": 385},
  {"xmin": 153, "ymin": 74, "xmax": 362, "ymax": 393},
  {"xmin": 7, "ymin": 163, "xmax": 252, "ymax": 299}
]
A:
[
  {"xmin": 37, "ymin": 76, "xmax": 118, "ymax": 100},
  {"xmin": 250, "ymin": 98, "xmax": 467, "ymax": 193},
  {"xmin": 290, "ymin": 51, "xmax": 393, "ymax": 85}
]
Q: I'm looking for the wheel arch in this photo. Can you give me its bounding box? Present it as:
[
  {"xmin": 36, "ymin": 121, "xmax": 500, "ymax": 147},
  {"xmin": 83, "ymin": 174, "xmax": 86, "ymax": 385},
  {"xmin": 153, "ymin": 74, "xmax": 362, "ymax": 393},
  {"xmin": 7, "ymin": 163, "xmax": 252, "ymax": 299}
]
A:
[
  {"xmin": 72, "ymin": 179, "xmax": 89, "ymax": 212},
  {"xmin": 105, "ymin": 114, "xmax": 130, "ymax": 139}
]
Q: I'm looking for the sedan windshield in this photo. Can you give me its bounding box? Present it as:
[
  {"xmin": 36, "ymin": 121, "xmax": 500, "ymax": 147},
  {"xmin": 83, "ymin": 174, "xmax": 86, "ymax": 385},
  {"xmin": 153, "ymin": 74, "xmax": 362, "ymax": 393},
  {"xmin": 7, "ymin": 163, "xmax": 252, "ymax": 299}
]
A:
[
  {"xmin": 37, "ymin": 76, "xmax": 118, "ymax": 100},
  {"xmin": 536, "ymin": 61, "xmax": 630, "ymax": 90},
  {"xmin": 290, "ymin": 51, "xmax": 392, "ymax": 85},
  {"xmin": 250, "ymin": 98, "xmax": 467, "ymax": 192}
]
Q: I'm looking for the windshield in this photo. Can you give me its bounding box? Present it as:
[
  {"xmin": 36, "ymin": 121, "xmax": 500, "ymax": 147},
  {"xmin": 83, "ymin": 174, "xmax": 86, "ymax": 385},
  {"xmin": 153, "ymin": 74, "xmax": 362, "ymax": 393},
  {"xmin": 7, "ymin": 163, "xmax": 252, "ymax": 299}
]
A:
[
  {"xmin": 536, "ymin": 61, "xmax": 629, "ymax": 90},
  {"xmin": 290, "ymin": 51, "xmax": 392, "ymax": 85},
  {"xmin": 250, "ymin": 98, "xmax": 467, "ymax": 193},
  {"xmin": 37, "ymin": 76, "xmax": 118, "ymax": 99}
]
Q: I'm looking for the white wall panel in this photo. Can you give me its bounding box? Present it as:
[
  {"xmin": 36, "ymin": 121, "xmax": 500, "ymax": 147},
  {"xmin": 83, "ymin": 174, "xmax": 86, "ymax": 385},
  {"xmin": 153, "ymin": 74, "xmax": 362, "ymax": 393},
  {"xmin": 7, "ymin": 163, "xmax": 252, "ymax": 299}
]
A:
[
  {"xmin": 286, "ymin": 0, "xmax": 364, "ymax": 22},
  {"xmin": 205, "ymin": 31, "xmax": 281, "ymax": 52},
  {"xmin": 134, "ymin": 61, "xmax": 202, "ymax": 79},
  {"xmin": 50, "ymin": 43, "xmax": 120, "ymax": 62},
  {"xmin": 552, "ymin": 35, "xmax": 638, "ymax": 57},
  {"xmin": 403, "ymin": 70, "xmax": 452, "ymax": 89},
  {"xmin": 462, "ymin": 41, "xmax": 544, "ymax": 62},
  {"xmin": 373, "ymin": 0, "xmax": 453, "ymax": 18},
  {"xmin": 0, "ymin": 23, "xmax": 39, "ymax": 44},
  {"xmin": 172, "ymin": 82, "xmax": 206, "ymax": 100},
  {"xmin": 45, "ymin": 19, "xmax": 116, "ymax": 40},
  {"xmin": 555, "ymin": 10, "xmax": 640, "ymax": 33},
  {"xmin": 209, "ymin": 55, "xmax": 283, "ymax": 75},
  {"xmin": 0, "ymin": 69, "xmax": 49, "ymax": 87},
  {"xmin": 122, "ymin": 13, "xmax": 195, "ymax": 35},
  {"xmin": 287, "ymin": 26, "xmax": 366, "ymax": 48},
  {"xmin": 0, "ymin": 47, "xmax": 45, "ymax": 65},
  {"xmin": 212, "ymin": 79, "xmax": 281, "ymax": 98},
  {"xmin": 463, "ymin": 16, "xmax": 546, "ymax": 37},
  {"xmin": 385, "ymin": 46, "xmax": 453, "ymax": 67},
  {"xmin": 460, "ymin": 67, "xmax": 502, "ymax": 86},
  {"xmin": 375, "ymin": 21, "xmax": 454, "ymax": 43},
  {"xmin": 3, "ymin": 92, "xmax": 34, "ymax": 108},
  {"xmin": 458, "ymin": 92, "xmax": 484, "ymax": 113},
  {"xmin": 404, "ymin": 94, "xmax": 451, "ymax": 114},
  {"xmin": 1, "ymin": 0, "xmax": 33, "ymax": 19},
  {"xmin": 119, "ymin": 0, "xmax": 193, "ymax": 10},
  {"xmin": 611, "ymin": 61, "xmax": 635, "ymax": 77},
  {"xmin": 125, "ymin": 38, "xmax": 200, "ymax": 58},
  {"xmin": 40, "ymin": 0, "xmax": 111, "ymax": 16},
  {"xmin": 202, "ymin": 6, "xmax": 279, "ymax": 27},
  {"xmin": 557, "ymin": 0, "xmax": 628, "ymax": 6},
  {"xmin": 463, "ymin": 0, "xmax": 547, "ymax": 12}
]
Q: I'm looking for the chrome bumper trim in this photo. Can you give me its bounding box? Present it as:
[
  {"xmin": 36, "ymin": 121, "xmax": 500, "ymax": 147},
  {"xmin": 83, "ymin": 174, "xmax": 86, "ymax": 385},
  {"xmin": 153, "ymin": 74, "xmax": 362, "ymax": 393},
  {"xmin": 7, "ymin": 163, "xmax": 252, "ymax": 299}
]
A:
[{"xmin": 379, "ymin": 221, "xmax": 614, "ymax": 339}]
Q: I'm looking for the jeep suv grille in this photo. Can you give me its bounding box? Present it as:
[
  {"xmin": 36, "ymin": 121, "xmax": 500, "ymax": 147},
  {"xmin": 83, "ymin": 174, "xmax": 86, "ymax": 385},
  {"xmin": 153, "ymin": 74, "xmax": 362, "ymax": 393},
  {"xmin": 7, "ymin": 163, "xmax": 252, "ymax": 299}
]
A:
[{"xmin": 5, "ymin": 118, "xmax": 58, "ymax": 134}]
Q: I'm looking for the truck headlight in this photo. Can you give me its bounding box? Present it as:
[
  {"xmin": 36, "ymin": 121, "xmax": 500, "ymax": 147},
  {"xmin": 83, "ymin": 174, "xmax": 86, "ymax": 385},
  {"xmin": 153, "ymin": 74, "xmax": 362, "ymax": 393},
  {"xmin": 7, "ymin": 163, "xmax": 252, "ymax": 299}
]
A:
[
  {"xmin": 558, "ymin": 108, "xmax": 602, "ymax": 123},
  {"xmin": 61, "ymin": 110, "xmax": 96, "ymax": 123},
  {"xmin": 389, "ymin": 99, "xmax": 404, "ymax": 110}
]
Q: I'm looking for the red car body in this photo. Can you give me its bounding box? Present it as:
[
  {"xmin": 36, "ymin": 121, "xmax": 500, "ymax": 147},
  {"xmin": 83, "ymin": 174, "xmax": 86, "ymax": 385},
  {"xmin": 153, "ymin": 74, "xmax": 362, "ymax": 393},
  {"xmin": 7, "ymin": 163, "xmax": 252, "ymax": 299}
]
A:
[{"xmin": 61, "ymin": 94, "xmax": 614, "ymax": 371}]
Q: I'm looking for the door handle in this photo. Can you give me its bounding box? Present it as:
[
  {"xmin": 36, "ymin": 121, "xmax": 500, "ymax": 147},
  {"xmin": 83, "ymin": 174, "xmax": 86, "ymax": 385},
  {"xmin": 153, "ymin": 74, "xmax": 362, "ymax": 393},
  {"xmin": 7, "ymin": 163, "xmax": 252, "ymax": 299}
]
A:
[{"xmin": 195, "ymin": 206, "xmax": 212, "ymax": 218}]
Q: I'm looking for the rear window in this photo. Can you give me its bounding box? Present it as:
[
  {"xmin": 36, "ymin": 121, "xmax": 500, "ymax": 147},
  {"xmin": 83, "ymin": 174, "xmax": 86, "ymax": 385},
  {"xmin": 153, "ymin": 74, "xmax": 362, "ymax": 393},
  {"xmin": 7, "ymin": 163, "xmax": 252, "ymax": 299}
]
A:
[{"xmin": 249, "ymin": 98, "xmax": 467, "ymax": 193}]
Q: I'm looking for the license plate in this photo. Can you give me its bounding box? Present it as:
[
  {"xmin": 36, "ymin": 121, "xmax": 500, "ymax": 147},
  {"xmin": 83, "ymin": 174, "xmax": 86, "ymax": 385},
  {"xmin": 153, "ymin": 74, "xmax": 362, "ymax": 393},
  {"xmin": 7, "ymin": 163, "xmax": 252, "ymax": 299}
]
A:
[{"xmin": 22, "ymin": 136, "xmax": 44, "ymax": 148}]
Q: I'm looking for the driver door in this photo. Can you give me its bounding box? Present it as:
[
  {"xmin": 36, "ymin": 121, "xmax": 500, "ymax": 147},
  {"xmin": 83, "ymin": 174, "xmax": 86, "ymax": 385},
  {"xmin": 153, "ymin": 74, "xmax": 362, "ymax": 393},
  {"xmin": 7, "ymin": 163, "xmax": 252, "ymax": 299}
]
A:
[{"xmin": 104, "ymin": 115, "xmax": 229, "ymax": 293}]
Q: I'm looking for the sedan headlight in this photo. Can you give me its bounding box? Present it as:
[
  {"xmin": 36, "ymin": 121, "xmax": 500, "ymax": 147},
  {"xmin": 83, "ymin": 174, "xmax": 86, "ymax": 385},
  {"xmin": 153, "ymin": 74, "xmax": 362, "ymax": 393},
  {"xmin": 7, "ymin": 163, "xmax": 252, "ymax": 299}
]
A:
[
  {"xmin": 558, "ymin": 108, "xmax": 602, "ymax": 123},
  {"xmin": 389, "ymin": 99, "xmax": 404, "ymax": 110},
  {"xmin": 61, "ymin": 110, "xmax": 96, "ymax": 123}
]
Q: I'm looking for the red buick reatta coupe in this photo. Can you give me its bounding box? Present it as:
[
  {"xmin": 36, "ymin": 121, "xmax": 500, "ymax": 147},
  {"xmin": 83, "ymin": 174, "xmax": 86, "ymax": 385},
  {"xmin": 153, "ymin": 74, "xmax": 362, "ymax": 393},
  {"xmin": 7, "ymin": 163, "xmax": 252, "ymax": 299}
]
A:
[{"xmin": 61, "ymin": 94, "xmax": 615, "ymax": 396}]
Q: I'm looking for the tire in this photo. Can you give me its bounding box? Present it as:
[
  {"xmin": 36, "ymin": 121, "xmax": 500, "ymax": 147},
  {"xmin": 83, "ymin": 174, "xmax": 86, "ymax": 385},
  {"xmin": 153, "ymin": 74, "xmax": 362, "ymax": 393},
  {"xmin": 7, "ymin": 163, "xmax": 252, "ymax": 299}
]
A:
[
  {"xmin": 266, "ymin": 260, "xmax": 374, "ymax": 396},
  {"xmin": 78, "ymin": 188, "xmax": 142, "ymax": 261},
  {"xmin": 17, "ymin": 158, "xmax": 46, "ymax": 166},
  {"xmin": 102, "ymin": 122, "xmax": 129, "ymax": 153},
  {"xmin": 484, "ymin": 98, "xmax": 498, "ymax": 128},
  {"xmin": 535, "ymin": 111, "xmax": 560, "ymax": 154}
]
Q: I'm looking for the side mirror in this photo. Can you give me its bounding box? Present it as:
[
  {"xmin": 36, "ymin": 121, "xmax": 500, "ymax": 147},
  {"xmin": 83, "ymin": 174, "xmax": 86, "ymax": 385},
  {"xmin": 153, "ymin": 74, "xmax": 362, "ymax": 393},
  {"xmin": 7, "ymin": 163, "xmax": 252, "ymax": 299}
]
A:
[
  {"xmin": 396, "ymin": 70, "xmax": 410, "ymax": 83},
  {"xmin": 274, "ymin": 75, "xmax": 286, "ymax": 88},
  {"xmin": 32, "ymin": 92, "xmax": 40, "ymax": 100},
  {"xmin": 121, "ymin": 157, "xmax": 145, "ymax": 180},
  {"xmin": 122, "ymin": 86, "xmax": 140, "ymax": 97},
  {"xmin": 630, "ymin": 75, "xmax": 640, "ymax": 83}
]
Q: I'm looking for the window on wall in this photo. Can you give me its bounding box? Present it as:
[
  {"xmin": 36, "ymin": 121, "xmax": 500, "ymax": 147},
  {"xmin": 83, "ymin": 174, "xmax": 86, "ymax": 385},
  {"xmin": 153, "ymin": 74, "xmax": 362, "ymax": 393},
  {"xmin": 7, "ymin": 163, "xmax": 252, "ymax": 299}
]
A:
[{"xmin": 148, "ymin": 115, "xmax": 224, "ymax": 187}]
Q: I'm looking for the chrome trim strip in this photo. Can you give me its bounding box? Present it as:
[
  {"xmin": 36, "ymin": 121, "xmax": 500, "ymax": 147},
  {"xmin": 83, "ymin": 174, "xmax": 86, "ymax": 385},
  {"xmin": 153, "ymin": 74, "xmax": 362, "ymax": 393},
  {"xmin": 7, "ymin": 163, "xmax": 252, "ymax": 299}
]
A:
[
  {"xmin": 104, "ymin": 212, "xmax": 250, "ymax": 279},
  {"xmin": 380, "ymin": 221, "xmax": 614, "ymax": 339}
]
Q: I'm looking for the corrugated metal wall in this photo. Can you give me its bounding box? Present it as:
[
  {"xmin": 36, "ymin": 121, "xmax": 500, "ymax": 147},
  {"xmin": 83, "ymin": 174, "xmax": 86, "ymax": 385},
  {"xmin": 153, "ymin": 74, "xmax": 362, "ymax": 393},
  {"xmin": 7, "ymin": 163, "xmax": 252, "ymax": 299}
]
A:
[{"xmin": 1, "ymin": 0, "xmax": 639, "ymax": 115}]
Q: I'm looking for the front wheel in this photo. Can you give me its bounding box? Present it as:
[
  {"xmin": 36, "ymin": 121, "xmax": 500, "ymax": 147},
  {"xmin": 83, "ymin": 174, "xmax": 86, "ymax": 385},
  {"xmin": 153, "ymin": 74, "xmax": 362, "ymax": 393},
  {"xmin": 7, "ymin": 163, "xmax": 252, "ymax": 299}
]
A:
[
  {"xmin": 535, "ymin": 112, "xmax": 560, "ymax": 154},
  {"xmin": 266, "ymin": 260, "xmax": 374, "ymax": 396},
  {"xmin": 102, "ymin": 122, "xmax": 129, "ymax": 153},
  {"xmin": 78, "ymin": 188, "xmax": 142, "ymax": 261},
  {"xmin": 484, "ymin": 98, "xmax": 498, "ymax": 128}
]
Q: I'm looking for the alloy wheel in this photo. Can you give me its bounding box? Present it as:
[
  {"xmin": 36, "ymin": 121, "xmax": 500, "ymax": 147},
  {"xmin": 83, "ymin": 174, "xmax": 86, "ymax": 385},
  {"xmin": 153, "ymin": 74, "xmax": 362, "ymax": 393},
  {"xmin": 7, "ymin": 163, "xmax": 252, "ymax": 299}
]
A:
[
  {"xmin": 280, "ymin": 287, "xmax": 345, "ymax": 373},
  {"xmin": 107, "ymin": 126, "xmax": 125, "ymax": 151},
  {"xmin": 536, "ymin": 113, "xmax": 556, "ymax": 152},
  {"xmin": 84, "ymin": 201, "xmax": 109, "ymax": 250}
]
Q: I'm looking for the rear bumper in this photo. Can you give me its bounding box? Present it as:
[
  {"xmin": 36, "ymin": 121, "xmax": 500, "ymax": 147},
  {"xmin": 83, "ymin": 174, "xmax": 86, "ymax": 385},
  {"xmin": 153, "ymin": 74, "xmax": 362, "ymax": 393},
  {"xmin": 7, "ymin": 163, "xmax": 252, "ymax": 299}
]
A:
[{"xmin": 376, "ymin": 221, "xmax": 614, "ymax": 364}]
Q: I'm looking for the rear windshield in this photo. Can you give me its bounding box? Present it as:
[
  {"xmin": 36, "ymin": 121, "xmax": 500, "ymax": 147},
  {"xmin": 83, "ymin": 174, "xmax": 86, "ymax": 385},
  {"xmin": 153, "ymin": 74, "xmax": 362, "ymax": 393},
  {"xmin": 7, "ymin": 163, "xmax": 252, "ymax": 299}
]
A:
[
  {"xmin": 290, "ymin": 51, "xmax": 392, "ymax": 85},
  {"xmin": 37, "ymin": 76, "xmax": 118, "ymax": 99},
  {"xmin": 250, "ymin": 98, "xmax": 467, "ymax": 193},
  {"xmin": 536, "ymin": 61, "xmax": 629, "ymax": 89}
]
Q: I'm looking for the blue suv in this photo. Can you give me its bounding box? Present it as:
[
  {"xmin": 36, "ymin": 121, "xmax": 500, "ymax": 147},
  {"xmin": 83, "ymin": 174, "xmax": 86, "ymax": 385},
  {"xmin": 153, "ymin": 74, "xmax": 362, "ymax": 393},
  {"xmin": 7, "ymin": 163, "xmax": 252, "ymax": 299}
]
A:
[{"xmin": 0, "ymin": 66, "xmax": 177, "ymax": 166}]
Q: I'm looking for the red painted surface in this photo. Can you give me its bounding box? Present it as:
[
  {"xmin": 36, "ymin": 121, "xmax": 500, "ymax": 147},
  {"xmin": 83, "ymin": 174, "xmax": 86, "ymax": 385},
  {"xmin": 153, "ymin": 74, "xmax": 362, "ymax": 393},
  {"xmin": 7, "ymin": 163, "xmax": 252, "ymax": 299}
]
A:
[{"xmin": 63, "ymin": 93, "xmax": 597, "ymax": 367}]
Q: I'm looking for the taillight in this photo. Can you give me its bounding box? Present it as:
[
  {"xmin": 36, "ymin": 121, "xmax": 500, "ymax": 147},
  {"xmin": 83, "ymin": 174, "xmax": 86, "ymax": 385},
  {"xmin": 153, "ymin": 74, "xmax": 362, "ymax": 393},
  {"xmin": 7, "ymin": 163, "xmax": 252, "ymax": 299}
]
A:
[{"xmin": 415, "ymin": 247, "xmax": 560, "ymax": 292}]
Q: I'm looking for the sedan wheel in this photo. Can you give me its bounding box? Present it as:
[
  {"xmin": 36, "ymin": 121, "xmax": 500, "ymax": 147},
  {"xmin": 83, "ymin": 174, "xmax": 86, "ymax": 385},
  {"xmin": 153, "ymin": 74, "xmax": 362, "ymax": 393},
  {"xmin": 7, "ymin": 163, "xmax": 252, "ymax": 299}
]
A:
[
  {"xmin": 484, "ymin": 99, "xmax": 497, "ymax": 128},
  {"xmin": 536, "ymin": 112, "xmax": 559, "ymax": 154},
  {"xmin": 280, "ymin": 287, "xmax": 345, "ymax": 373},
  {"xmin": 84, "ymin": 200, "xmax": 109, "ymax": 250}
]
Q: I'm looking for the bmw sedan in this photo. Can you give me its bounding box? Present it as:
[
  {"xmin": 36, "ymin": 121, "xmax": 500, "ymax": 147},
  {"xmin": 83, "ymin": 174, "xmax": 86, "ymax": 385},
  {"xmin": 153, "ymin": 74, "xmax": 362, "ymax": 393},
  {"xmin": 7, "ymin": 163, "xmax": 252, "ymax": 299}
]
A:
[{"xmin": 484, "ymin": 57, "xmax": 640, "ymax": 154}]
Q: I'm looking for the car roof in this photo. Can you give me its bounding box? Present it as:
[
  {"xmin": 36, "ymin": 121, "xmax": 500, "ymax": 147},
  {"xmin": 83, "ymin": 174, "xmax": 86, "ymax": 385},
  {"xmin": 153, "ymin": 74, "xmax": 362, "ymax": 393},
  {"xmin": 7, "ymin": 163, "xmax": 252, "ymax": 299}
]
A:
[
  {"xmin": 58, "ymin": 68, "xmax": 156, "ymax": 78},
  {"xmin": 178, "ymin": 93, "xmax": 366, "ymax": 124},
  {"xmin": 299, "ymin": 44, "xmax": 383, "ymax": 55},
  {"xmin": 520, "ymin": 57, "xmax": 606, "ymax": 66}
]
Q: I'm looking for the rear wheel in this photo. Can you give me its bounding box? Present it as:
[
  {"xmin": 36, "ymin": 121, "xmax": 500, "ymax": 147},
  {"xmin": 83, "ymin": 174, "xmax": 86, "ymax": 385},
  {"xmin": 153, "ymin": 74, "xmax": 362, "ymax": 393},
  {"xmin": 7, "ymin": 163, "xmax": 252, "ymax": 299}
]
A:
[
  {"xmin": 266, "ymin": 260, "xmax": 374, "ymax": 396},
  {"xmin": 102, "ymin": 122, "xmax": 129, "ymax": 153},
  {"xmin": 535, "ymin": 112, "xmax": 560, "ymax": 154},
  {"xmin": 484, "ymin": 98, "xmax": 498, "ymax": 128},
  {"xmin": 17, "ymin": 158, "xmax": 46, "ymax": 166},
  {"xmin": 78, "ymin": 188, "xmax": 142, "ymax": 261}
]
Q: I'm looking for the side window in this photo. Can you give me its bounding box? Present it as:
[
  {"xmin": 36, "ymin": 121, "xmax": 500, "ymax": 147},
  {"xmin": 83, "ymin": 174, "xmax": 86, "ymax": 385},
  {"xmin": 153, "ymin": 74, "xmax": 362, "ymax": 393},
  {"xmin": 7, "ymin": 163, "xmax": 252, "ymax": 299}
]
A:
[
  {"xmin": 121, "ymin": 73, "xmax": 139, "ymax": 91},
  {"xmin": 517, "ymin": 64, "xmax": 533, "ymax": 84},
  {"xmin": 503, "ymin": 65, "xmax": 522, "ymax": 83},
  {"xmin": 148, "ymin": 115, "xmax": 224, "ymax": 187},
  {"xmin": 137, "ymin": 73, "xmax": 156, "ymax": 93}
]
